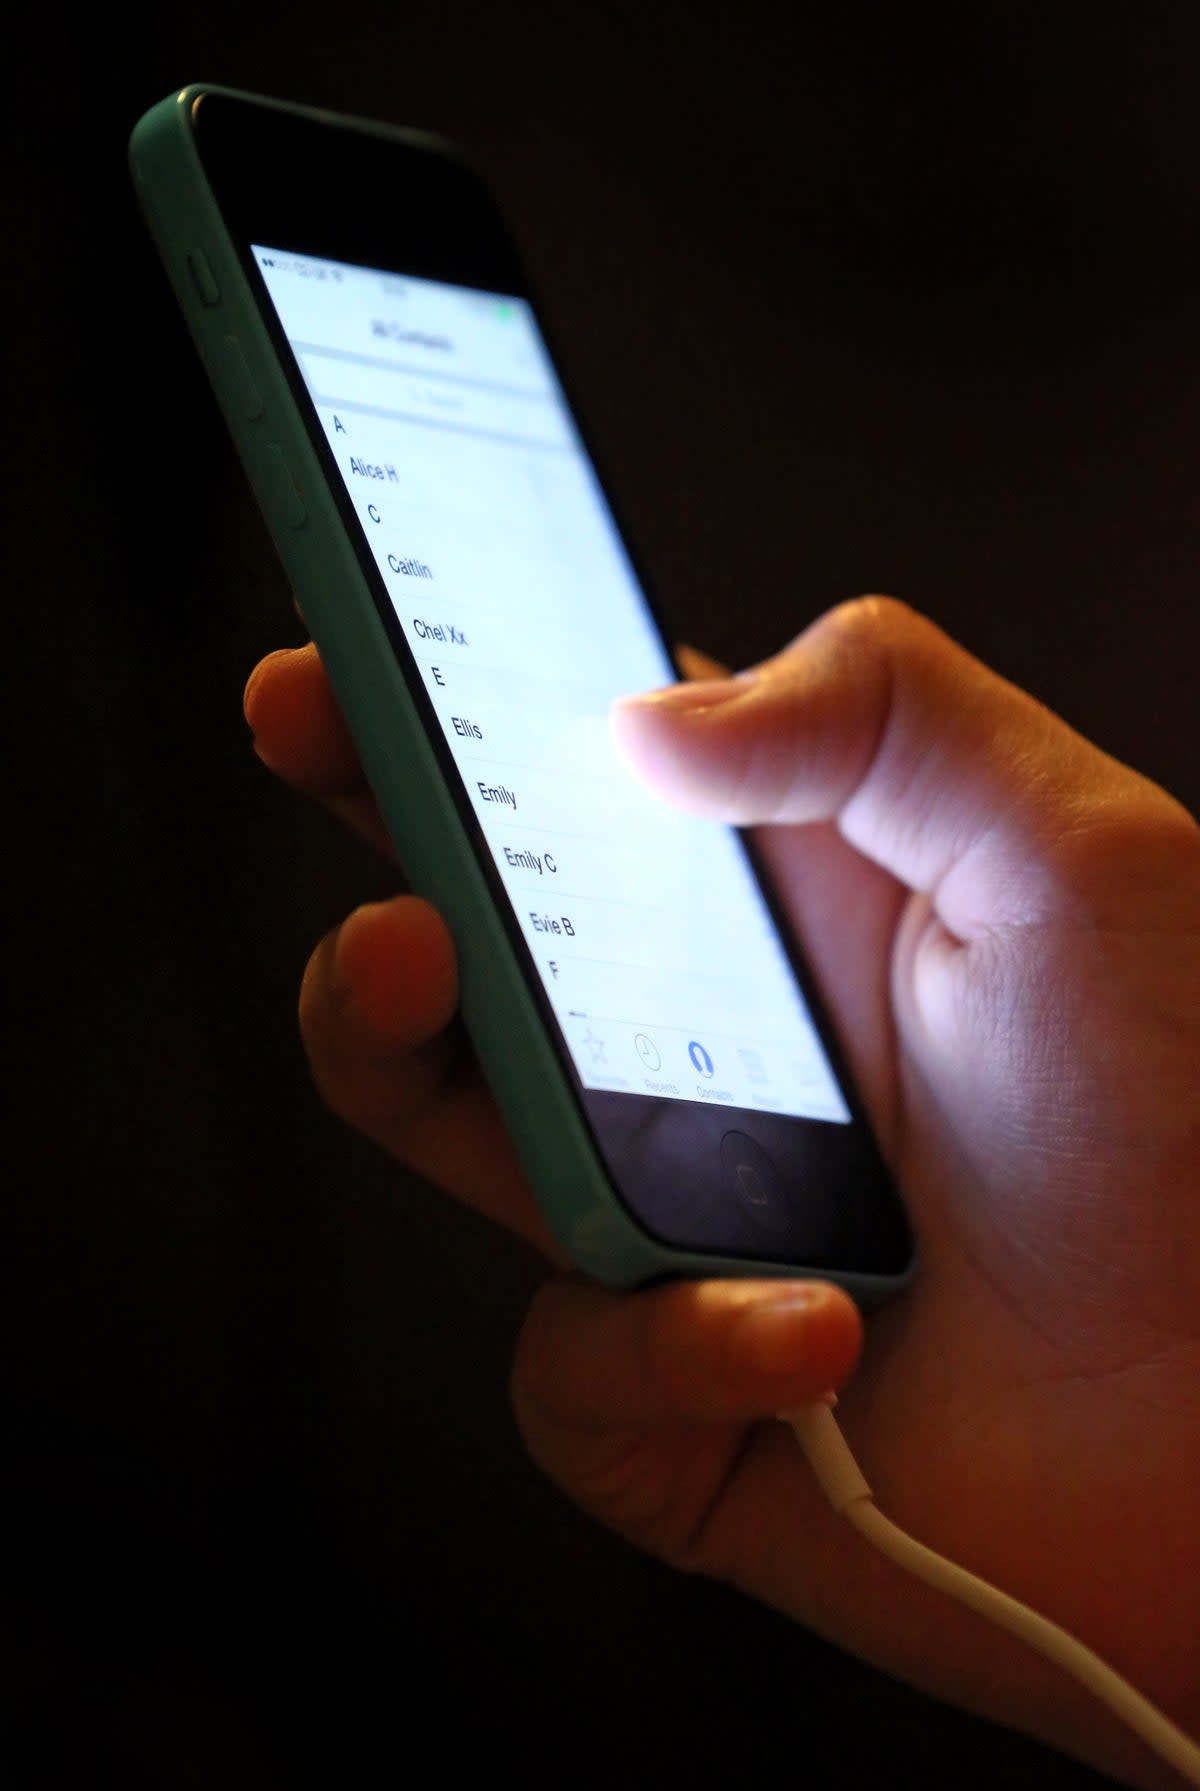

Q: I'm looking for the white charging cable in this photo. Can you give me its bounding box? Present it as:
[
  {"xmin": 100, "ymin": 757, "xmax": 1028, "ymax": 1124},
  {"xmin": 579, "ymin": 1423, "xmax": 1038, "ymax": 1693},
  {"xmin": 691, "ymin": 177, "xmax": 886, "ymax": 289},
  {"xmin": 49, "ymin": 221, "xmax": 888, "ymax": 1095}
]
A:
[{"xmin": 782, "ymin": 1399, "xmax": 1200, "ymax": 1786}]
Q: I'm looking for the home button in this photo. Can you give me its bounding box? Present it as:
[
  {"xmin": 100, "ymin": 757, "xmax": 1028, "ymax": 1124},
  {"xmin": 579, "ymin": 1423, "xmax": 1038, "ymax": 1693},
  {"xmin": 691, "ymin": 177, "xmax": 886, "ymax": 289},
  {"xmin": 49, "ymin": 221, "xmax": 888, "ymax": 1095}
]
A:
[{"xmin": 720, "ymin": 1130, "xmax": 791, "ymax": 1236}]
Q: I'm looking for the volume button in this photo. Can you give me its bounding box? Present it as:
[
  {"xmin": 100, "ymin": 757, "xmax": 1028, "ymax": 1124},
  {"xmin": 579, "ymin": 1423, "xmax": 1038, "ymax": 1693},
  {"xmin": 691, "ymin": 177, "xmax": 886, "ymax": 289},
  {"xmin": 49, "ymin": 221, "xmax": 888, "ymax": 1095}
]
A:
[
  {"xmin": 223, "ymin": 335, "xmax": 264, "ymax": 421},
  {"xmin": 186, "ymin": 248, "xmax": 220, "ymax": 307},
  {"xmin": 263, "ymin": 444, "xmax": 307, "ymax": 530}
]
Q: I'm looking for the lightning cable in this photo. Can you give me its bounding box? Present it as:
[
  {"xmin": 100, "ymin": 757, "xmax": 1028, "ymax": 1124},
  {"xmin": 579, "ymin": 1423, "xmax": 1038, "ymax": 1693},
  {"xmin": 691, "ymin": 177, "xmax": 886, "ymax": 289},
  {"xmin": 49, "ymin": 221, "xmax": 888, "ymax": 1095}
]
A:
[{"xmin": 782, "ymin": 1400, "xmax": 1200, "ymax": 1787}]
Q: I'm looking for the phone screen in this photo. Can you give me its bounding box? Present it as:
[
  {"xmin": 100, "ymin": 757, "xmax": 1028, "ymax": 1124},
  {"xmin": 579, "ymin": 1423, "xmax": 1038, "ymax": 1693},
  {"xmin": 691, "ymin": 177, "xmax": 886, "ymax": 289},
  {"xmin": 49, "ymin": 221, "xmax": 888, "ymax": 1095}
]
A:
[{"xmin": 254, "ymin": 248, "xmax": 853, "ymax": 1128}]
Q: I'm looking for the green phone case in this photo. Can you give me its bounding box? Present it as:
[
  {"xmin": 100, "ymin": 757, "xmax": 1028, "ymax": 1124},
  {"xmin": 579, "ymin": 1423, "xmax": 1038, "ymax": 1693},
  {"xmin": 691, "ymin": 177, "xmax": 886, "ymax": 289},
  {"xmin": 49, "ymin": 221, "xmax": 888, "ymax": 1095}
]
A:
[{"xmin": 130, "ymin": 85, "xmax": 910, "ymax": 1301}]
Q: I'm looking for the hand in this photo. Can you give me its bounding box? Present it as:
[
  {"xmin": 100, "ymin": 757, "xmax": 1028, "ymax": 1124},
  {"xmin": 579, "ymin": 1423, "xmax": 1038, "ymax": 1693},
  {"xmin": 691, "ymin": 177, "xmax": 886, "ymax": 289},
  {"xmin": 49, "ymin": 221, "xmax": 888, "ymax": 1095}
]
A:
[{"xmin": 244, "ymin": 598, "xmax": 1200, "ymax": 1788}]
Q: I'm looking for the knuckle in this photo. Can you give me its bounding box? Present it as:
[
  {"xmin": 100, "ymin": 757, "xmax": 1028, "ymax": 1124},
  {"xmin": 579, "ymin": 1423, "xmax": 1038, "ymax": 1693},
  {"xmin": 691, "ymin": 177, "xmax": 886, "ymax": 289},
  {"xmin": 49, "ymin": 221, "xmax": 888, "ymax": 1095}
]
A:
[
  {"xmin": 800, "ymin": 595, "xmax": 913, "ymax": 700},
  {"xmin": 827, "ymin": 592, "xmax": 915, "ymax": 646},
  {"xmin": 509, "ymin": 1284, "xmax": 562, "ymax": 1426},
  {"xmin": 818, "ymin": 594, "xmax": 943, "ymax": 674}
]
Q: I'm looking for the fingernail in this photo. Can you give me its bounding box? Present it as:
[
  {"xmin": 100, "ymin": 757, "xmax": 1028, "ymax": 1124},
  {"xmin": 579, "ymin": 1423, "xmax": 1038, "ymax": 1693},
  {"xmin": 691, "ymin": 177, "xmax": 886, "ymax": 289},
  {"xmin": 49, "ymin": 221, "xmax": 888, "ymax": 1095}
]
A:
[
  {"xmin": 242, "ymin": 667, "xmax": 266, "ymax": 727},
  {"xmin": 674, "ymin": 642, "xmax": 730, "ymax": 681},
  {"xmin": 324, "ymin": 906, "xmax": 378, "ymax": 1012},
  {"xmin": 734, "ymin": 1284, "xmax": 832, "ymax": 1374},
  {"xmin": 331, "ymin": 901, "xmax": 387, "ymax": 989},
  {"xmin": 613, "ymin": 672, "xmax": 757, "ymax": 714},
  {"xmin": 242, "ymin": 648, "xmax": 297, "ymax": 726}
]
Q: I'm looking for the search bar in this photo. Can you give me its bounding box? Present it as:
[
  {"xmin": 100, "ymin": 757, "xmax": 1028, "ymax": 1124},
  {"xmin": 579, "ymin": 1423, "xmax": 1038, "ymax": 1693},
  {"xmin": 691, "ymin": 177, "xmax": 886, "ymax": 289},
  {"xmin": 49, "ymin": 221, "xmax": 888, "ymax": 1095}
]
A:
[{"xmin": 296, "ymin": 346, "xmax": 572, "ymax": 451}]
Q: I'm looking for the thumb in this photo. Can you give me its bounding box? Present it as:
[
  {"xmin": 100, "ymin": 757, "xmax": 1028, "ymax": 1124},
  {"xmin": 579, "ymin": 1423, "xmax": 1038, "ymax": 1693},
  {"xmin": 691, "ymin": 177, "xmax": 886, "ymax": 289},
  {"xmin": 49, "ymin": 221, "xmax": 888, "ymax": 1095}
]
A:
[
  {"xmin": 613, "ymin": 596, "xmax": 1183, "ymax": 938},
  {"xmin": 514, "ymin": 1276, "xmax": 862, "ymax": 1436}
]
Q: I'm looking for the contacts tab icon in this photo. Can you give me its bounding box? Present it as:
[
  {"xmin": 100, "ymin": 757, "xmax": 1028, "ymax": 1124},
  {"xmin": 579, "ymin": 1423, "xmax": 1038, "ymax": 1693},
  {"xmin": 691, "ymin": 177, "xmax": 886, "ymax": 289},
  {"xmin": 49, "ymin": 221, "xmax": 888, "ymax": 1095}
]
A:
[{"xmin": 688, "ymin": 1040, "xmax": 714, "ymax": 1078}]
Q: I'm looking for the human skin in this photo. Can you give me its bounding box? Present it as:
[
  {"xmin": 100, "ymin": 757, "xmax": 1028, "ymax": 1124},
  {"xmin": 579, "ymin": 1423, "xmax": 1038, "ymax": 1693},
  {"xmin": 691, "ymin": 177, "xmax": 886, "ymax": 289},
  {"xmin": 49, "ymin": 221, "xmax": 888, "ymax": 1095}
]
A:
[{"xmin": 244, "ymin": 597, "xmax": 1200, "ymax": 1788}]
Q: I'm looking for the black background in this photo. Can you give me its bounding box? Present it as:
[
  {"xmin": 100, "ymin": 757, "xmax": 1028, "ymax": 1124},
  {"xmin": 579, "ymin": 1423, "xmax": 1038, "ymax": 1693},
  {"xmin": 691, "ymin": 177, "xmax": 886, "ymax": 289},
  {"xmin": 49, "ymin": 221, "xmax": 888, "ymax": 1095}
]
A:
[{"xmin": 7, "ymin": 5, "xmax": 1199, "ymax": 1785}]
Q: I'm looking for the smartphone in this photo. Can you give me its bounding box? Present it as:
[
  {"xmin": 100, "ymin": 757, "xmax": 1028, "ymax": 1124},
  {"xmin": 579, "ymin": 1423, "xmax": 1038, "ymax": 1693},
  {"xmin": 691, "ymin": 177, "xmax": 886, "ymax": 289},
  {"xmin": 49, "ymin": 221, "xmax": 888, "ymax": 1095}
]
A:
[{"xmin": 129, "ymin": 85, "xmax": 914, "ymax": 1298}]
